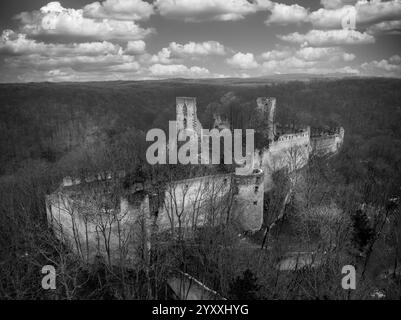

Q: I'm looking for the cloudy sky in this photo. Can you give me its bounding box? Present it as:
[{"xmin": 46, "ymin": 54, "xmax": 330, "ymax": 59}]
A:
[{"xmin": 0, "ymin": 0, "xmax": 400, "ymax": 82}]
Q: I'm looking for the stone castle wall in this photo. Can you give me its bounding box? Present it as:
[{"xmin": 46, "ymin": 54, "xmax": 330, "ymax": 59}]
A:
[
  {"xmin": 232, "ymin": 169, "xmax": 264, "ymax": 231},
  {"xmin": 46, "ymin": 190, "xmax": 147, "ymax": 264},
  {"xmin": 254, "ymin": 127, "xmax": 311, "ymax": 190},
  {"xmin": 154, "ymin": 173, "xmax": 233, "ymax": 233},
  {"xmin": 311, "ymin": 127, "xmax": 344, "ymax": 157}
]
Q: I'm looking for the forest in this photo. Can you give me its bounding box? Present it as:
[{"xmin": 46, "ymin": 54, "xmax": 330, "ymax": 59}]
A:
[{"xmin": 0, "ymin": 77, "xmax": 400, "ymax": 299}]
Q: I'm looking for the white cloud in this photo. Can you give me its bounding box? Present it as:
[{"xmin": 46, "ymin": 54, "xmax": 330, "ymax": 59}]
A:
[
  {"xmin": 278, "ymin": 29, "xmax": 375, "ymax": 46},
  {"xmin": 148, "ymin": 63, "xmax": 211, "ymax": 77},
  {"xmin": 6, "ymin": 53, "xmax": 136, "ymax": 72},
  {"xmin": 149, "ymin": 41, "xmax": 226, "ymax": 64},
  {"xmin": 262, "ymin": 56, "xmax": 315, "ymax": 72},
  {"xmin": 262, "ymin": 46, "xmax": 355, "ymax": 63},
  {"xmin": 155, "ymin": 0, "xmax": 267, "ymax": 22},
  {"xmin": 150, "ymin": 47, "xmax": 174, "ymax": 64},
  {"xmin": 125, "ymin": 40, "xmax": 146, "ymax": 55},
  {"xmin": 367, "ymin": 20, "xmax": 401, "ymax": 35},
  {"xmin": 310, "ymin": 0, "xmax": 401, "ymax": 29},
  {"xmin": 226, "ymin": 52, "xmax": 259, "ymax": 69},
  {"xmin": 83, "ymin": 0, "xmax": 154, "ymax": 21},
  {"xmin": 261, "ymin": 56, "xmax": 360, "ymax": 75},
  {"xmin": 361, "ymin": 56, "xmax": 401, "ymax": 77},
  {"xmin": 261, "ymin": 0, "xmax": 401, "ymax": 33},
  {"xmin": 0, "ymin": 29, "xmax": 145, "ymax": 80},
  {"xmin": 168, "ymin": 41, "xmax": 226, "ymax": 57},
  {"xmin": 15, "ymin": 1, "xmax": 153, "ymax": 41},
  {"xmin": 0, "ymin": 30, "xmax": 122, "ymax": 56},
  {"xmin": 259, "ymin": 46, "xmax": 356, "ymax": 74},
  {"xmin": 320, "ymin": 0, "xmax": 357, "ymax": 10},
  {"xmin": 390, "ymin": 55, "xmax": 401, "ymax": 64},
  {"xmin": 261, "ymin": 49, "xmax": 292, "ymax": 60},
  {"xmin": 296, "ymin": 46, "xmax": 355, "ymax": 61},
  {"xmin": 265, "ymin": 2, "xmax": 309, "ymax": 25},
  {"xmin": 356, "ymin": 0, "xmax": 401, "ymax": 26},
  {"xmin": 309, "ymin": 5, "xmax": 356, "ymax": 29}
]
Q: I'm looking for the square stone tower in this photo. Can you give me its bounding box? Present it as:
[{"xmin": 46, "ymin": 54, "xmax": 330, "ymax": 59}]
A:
[
  {"xmin": 176, "ymin": 97, "xmax": 199, "ymax": 137},
  {"xmin": 256, "ymin": 97, "xmax": 276, "ymax": 142}
]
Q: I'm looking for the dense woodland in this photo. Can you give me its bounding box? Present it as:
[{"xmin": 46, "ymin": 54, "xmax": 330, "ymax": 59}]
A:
[{"xmin": 0, "ymin": 77, "xmax": 400, "ymax": 299}]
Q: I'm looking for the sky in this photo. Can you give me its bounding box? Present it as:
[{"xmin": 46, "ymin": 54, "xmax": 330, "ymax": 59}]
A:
[{"xmin": 0, "ymin": 0, "xmax": 400, "ymax": 82}]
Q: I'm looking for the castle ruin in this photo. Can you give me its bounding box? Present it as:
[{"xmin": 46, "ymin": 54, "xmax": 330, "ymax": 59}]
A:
[{"xmin": 46, "ymin": 97, "xmax": 344, "ymax": 264}]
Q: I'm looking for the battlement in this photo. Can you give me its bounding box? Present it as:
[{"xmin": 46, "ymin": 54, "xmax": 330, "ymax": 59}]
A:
[
  {"xmin": 275, "ymin": 127, "xmax": 310, "ymax": 143},
  {"xmin": 311, "ymin": 126, "xmax": 344, "ymax": 138},
  {"xmin": 62, "ymin": 170, "xmax": 126, "ymax": 187}
]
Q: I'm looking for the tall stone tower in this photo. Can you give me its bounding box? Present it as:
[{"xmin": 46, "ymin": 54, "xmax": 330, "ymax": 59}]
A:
[
  {"xmin": 232, "ymin": 168, "xmax": 264, "ymax": 232},
  {"xmin": 256, "ymin": 97, "xmax": 276, "ymax": 142},
  {"xmin": 176, "ymin": 97, "xmax": 202, "ymax": 138}
]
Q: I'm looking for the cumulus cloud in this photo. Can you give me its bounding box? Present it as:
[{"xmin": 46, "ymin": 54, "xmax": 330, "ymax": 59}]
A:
[
  {"xmin": 259, "ymin": 46, "xmax": 356, "ymax": 74},
  {"xmin": 367, "ymin": 20, "xmax": 401, "ymax": 35},
  {"xmin": 149, "ymin": 41, "xmax": 226, "ymax": 64},
  {"xmin": 278, "ymin": 29, "xmax": 375, "ymax": 46},
  {"xmin": 6, "ymin": 52, "xmax": 136, "ymax": 72},
  {"xmin": 15, "ymin": 1, "xmax": 153, "ymax": 41},
  {"xmin": 148, "ymin": 63, "xmax": 211, "ymax": 77},
  {"xmin": 150, "ymin": 47, "xmax": 174, "ymax": 64},
  {"xmin": 310, "ymin": 0, "xmax": 401, "ymax": 29},
  {"xmin": 260, "ymin": 0, "xmax": 401, "ymax": 34},
  {"xmin": 261, "ymin": 56, "xmax": 359, "ymax": 75},
  {"xmin": 265, "ymin": 2, "xmax": 309, "ymax": 25},
  {"xmin": 125, "ymin": 40, "xmax": 146, "ymax": 55},
  {"xmin": 355, "ymin": 0, "xmax": 401, "ymax": 26},
  {"xmin": 320, "ymin": 0, "xmax": 357, "ymax": 10},
  {"xmin": 0, "ymin": 30, "xmax": 122, "ymax": 56},
  {"xmin": 308, "ymin": 5, "xmax": 356, "ymax": 29},
  {"xmin": 226, "ymin": 52, "xmax": 259, "ymax": 69},
  {"xmin": 83, "ymin": 0, "xmax": 154, "ymax": 21},
  {"xmin": 296, "ymin": 46, "xmax": 355, "ymax": 61},
  {"xmin": 261, "ymin": 49, "xmax": 292, "ymax": 60},
  {"xmin": 390, "ymin": 54, "xmax": 401, "ymax": 64},
  {"xmin": 0, "ymin": 29, "xmax": 144, "ymax": 81},
  {"xmin": 154, "ymin": 0, "xmax": 312, "ymax": 25},
  {"xmin": 168, "ymin": 41, "xmax": 226, "ymax": 57},
  {"xmin": 154, "ymin": 0, "xmax": 267, "ymax": 22},
  {"xmin": 262, "ymin": 56, "xmax": 315, "ymax": 73},
  {"xmin": 361, "ymin": 55, "xmax": 401, "ymax": 77}
]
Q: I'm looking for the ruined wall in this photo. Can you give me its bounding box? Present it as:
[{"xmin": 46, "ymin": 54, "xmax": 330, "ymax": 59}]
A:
[
  {"xmin": 232, "ymin": 169, "xmax": 264, "ymax": 232},
  {"xmin": 311, "ymin": 127, "xmax": 344, "ymax": 157},
  {"xmin": 254, "ymin": 127, "xmax": 311, "ymax": 190},
  {"xmin": 46, "ymin": 189, "xmax": 148, "ymax": 264},
  {"xmin": 155, "ymin": 173, "xmax": 233, "ymax": 234}
]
